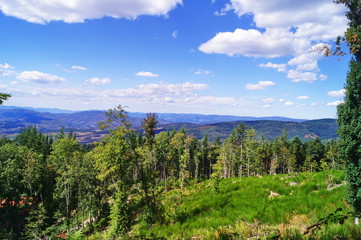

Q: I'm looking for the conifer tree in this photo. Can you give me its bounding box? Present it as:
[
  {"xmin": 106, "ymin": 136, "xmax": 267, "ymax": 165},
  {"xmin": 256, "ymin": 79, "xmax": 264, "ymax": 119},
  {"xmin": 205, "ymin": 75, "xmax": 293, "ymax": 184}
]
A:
[{"xmin": 0, "ymin": 93, "xmax": 10, "ymax": 105}]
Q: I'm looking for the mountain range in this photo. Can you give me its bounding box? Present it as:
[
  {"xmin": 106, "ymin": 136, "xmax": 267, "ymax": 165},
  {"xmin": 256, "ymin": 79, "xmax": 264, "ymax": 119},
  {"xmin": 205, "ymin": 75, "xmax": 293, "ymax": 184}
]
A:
[{"xmin": 0, "ymin": 106, "xmax": 338, "ymax": 144}]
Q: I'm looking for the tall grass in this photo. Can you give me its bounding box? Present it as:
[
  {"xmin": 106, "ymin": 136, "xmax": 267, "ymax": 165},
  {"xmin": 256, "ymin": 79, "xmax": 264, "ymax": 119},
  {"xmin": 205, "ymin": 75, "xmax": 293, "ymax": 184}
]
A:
[{"xmin": 132, "ymin": 170, "xmax": 356, "ymax": 239}]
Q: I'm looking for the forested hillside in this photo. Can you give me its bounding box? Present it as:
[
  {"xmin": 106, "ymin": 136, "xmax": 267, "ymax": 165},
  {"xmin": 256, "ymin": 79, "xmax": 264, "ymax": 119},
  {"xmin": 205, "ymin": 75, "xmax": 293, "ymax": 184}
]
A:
[
  {"xmin": 0, "ymin": 107, "xmax": 338, "ymax": 144},
  {"xmin": 0, "ymin": 107, "xmax": 347, "ymax": 239}
]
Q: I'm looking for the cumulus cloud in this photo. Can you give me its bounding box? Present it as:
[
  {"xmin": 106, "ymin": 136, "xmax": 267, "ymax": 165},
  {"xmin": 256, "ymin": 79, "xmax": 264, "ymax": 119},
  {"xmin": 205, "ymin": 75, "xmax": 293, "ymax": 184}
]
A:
[
  {"xmin": 85, "ymin": 77, "xmax": 111, "ymax": 85},
  {"xmin": 287, "ymin": 70, "xmax": 318, "ymax": 83},
  {"xmin": 259, "ymin": 62, "xmax": 286, "ymax": 72},
  {"xmin": 17, "ymin": 71, "xmax": 66, "ymax": 84},
  {"xmin": 72, "ymin": 65, "xmax": 87, "ymax": 71},
  {"xmin": 297, "ymin": 96, "xmax": 309, "ymax": 100},
  {"xmin": 228, "ymin": 0, "xmax": 346, "ymax": 40},
  {"xmin": 201, "ymin": 0, "xmax": 347, "ymax": 84},
  {"xmin": 327, "ymin": 100, "xmax": 344, "ymax": 106},
  {"xmin": 328, "ymin": 89, "xmax": 346, "ymax": 98},
  {"xmin": 135, "ymin": 71, "xmax": 160, "ymax": 78},
  {"xmin": 0, "ymin": 0, "xmax": 183, "ymax": 24},
  {"xmin": 284, "ymin": 101, "xmax": 294, "ymax": 106},
  {"xmin": 199, "ymin": 28, "xmax": 305, "ymax": 58},
  {"xmin": 245, "ymin": 81, "xmax": 275, "ymax": 90}
]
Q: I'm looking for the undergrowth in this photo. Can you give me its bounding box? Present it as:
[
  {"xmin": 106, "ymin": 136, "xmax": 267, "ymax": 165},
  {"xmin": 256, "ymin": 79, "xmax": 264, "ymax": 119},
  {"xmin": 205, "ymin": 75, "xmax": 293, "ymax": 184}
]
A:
[{"xmin": 93, "ymin": 171, "xmax": 361, "ymax": 239}]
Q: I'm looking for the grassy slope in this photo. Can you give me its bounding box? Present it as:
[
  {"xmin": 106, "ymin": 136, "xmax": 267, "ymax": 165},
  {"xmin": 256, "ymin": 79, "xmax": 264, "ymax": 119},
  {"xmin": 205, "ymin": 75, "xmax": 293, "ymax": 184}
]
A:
[{"xmin": 132, "ymin": 171, "xmax": 358, "ymax": 239}]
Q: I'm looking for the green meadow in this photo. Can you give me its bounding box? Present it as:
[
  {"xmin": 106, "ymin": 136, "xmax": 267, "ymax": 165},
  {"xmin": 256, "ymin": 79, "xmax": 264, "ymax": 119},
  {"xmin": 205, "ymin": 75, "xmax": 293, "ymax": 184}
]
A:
[{"xmin": 125, "ymin": 170, "xmax": 361, "ymax": 239}]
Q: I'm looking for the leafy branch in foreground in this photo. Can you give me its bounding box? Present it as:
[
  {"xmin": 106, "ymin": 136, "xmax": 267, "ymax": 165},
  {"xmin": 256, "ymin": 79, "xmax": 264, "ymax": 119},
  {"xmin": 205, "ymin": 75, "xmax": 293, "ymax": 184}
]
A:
[
  {"xmin": 304, "ymin": 208, "xmax": 351, "ymax": 235},
  {"xmin": 0, "ymin": 93, "xmax": 11, "ymax": 105}
]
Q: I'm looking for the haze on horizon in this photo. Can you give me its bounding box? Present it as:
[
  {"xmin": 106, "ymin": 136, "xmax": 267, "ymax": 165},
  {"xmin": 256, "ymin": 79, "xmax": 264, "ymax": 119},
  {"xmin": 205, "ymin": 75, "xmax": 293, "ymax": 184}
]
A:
[{"xmin": 0, "ymin": 0, "xmax": 350, "ymax": 119}]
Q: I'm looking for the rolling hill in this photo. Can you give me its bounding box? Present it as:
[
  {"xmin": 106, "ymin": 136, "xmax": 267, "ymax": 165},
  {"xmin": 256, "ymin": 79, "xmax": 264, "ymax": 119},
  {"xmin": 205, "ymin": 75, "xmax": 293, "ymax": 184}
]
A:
[{"xmin": 0, "ymin": 107, "xmax": 338, "ymax": 143}]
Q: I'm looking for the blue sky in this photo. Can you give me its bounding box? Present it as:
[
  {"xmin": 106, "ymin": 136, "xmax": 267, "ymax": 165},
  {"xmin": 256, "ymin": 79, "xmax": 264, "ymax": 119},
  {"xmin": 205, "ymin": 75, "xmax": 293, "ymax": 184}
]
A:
[{"xmin": 0, "ymin": 0, "xmax": 350, "ymax": 119}]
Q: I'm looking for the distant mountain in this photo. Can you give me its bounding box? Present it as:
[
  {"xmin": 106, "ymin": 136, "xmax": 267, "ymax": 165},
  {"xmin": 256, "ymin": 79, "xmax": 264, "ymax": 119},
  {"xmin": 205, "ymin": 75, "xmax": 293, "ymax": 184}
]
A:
[
  {"xmin": 157, "ymin": 119, "xmax": 339, "ymax": 142},
  {"xmin": 128, "ymin": 112, "xmax": 307, "ymax": 124},
  {"xmin": 0, "ymin": 107, "xmax": 337, "ymax": 143},
  {"xmin": 0, "ymin": 105, "xmax": 74, "ymax": 113}
]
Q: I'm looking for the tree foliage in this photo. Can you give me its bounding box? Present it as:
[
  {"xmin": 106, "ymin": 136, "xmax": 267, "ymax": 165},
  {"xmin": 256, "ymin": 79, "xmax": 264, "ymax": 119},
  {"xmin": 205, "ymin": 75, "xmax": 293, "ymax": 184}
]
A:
[
  {"xmin": 0, "ymin": 106, "xmax": 345, "ymax": 239},
  {"xmin": 335, "ymin": 0, "xmax": 361, "ymax": 217},
  {"xmin": 0, "ymin": 93, "xmax": 11, "ymax": 105}
]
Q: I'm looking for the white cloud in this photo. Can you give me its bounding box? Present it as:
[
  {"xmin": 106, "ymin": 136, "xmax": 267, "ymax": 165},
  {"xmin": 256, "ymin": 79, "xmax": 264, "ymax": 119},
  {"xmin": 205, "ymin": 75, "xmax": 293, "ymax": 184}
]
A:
[
  {"xmin": 135, "ymin": 71, "xmax": 160, "ymax": 78},
  {"xmin": 297, "ymin": 96, "xmax": 309, "ymax": 100},
  {"xmin": 14, "ymin": 82, "xmax": 242, "ymax": 108},
  {"xmin": 201, "ymin": 1, "xmax": 347, "ymax": 85},
  {"xmin": 85, "ymin": 77, "xmax": 111, "ymax": 85},
  {"xmin": 284, "ymin": 101, "xmax": 294, "ymax": 106},
  {"xmin": 21, "ymin": 82, "xmax": 209, "ymax": 99},
  {"xmin": 0, "ymin": 70, "xmax": 16, "ymax": 77},
  {"xmin": 199, "ymin": 28, "xmax": 305, "ymax": 58},
  {"xmin": 279, "ymin": 98, "xmax": 286, "ymax": 102},
  {"xmin": 193, "ymin": 69, "xmax": 212, "ymax": 75},
  {"xmin": 72, "ymin": 65, "xmax": 87, "ymax": 71},
  {"xmin": 288, "ymin": 54, "xmax": 318, "ymax": 72},
  {"xmin": 319, "ymin": 74, "xmax": 328, "ymax": 81},
  {"xmin": 287, "ymin": 70, "xmax": 318, "ymax": 83},
  {"xmin": 214, "ymin": 3, "xmax": 232, "ymax": 16},
  {"xmin": 201, "ymin": 1, "xmax": 346, "ymax": 58},
  {"xmin": 0, "ymin": 63, "xmax": 16, "ymax": 76},
  {"xmin": 17, "ymin": 71, "xmax": 66, "ymax": 84},
  {"xmin": 328, "ymin": 89, "xmax": 346, "ymax": 98},
  {"xmin": 0, "ymin": 0, "xmax": 182, "ymax": 24},
  {"xmin": 259, "ymin": 62, "xmax": 286, "ymax": 72},
  {"xmin": 228, "ymin": 0, "xmax": 346, "ymax": 40},
  {"xmin": 245, "ymin": 81, "xmax": 275, "ymax": 90},
  {"xmin": 263, "ymin": 105, "xmax": 271, "ymax": 108},
  {"xmin": 0, "ymin": 63, "xmax": 14, "ymax": 69},
  {"xmin": 261, "ymin": 98, "xmax": 275, "ymax": 103},
  {"xmin": 164, "ymin": 97, "xmax": 175, "ymax": 103},
  {"xmin": 327, "ymin": 100, "xmax": 344, "ymax": 106},
  {"xmin": 184, "ymin": 95, "xmax": 237, "ymax": 105},
  {"xmin": 171, "ymin": 30, "xmax": 178, "ymax": 38}
]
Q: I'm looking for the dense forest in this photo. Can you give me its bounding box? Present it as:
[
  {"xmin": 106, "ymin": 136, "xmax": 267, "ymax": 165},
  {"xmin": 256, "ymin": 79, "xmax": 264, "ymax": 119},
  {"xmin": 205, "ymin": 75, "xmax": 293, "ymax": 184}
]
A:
[{"xmin": 0, "ymin": 105, "xmax": 344, "ymax": 239}]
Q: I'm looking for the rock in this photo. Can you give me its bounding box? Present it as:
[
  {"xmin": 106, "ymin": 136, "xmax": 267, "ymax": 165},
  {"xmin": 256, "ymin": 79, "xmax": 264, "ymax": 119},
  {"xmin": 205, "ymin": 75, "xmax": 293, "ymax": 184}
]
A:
[{"xmin": 269, "ymin": 191, "xmax": 280, "ymax": 198}]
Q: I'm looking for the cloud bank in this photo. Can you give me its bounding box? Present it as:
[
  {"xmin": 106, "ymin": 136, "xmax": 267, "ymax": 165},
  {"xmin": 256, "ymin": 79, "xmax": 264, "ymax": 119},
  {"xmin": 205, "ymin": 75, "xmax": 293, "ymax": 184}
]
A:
[
  {"xmin": 0, "ymin": 0, "xmax": 182, "ymax": 24},
  {"xmin": 200, "ymin": 0, "xmax": 347, "ymax": 84}
]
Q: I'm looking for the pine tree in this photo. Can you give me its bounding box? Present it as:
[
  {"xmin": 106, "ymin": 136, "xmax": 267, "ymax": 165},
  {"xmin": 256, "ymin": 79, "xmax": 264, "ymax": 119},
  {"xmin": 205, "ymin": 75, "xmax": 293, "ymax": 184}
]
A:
[{"xmin": 0, "ymin": 93, "xmax": 11, "ymax": 104}]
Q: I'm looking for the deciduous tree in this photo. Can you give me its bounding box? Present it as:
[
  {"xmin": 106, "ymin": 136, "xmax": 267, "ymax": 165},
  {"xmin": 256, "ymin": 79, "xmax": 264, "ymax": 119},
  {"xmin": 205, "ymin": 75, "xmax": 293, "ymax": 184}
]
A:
[{"xmin": 335, "ymin": 0, "xmax": 361, "ymax": 223}]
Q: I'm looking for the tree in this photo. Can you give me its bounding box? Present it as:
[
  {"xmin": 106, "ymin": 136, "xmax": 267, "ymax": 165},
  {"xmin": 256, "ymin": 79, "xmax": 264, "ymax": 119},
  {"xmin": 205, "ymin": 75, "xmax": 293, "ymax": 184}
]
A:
[
  {"xmin": 141, "ymin": 113, "xmax": 158, "ymax": 147},
  {"xmin": 0, "ymin": 93, "xmax": 11, "ymax": 105},
  {"xmin": 97, "ymin": 105, "xmax": 131, "ymax": 132},
  {"xmin": 0, "ymin": 143, "xmax": 43, "ymax": 239},
  {"xmin": 335, "ymin": 0, "xmax": 361, "ymax": 224},
  {"xmin": 289, "ymin": 137, "xmax": 305, "ymax": 171},
  {"xmin": 49, "ymin": 136, "xmax": 83, "ymax": 232}
]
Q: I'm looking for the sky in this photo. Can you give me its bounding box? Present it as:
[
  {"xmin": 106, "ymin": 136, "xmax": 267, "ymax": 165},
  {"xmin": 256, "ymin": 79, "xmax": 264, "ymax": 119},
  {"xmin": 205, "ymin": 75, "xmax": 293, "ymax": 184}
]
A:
[{"xmin": 0, "ymin": 0, "xmax": 351, "ymax": 119}]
